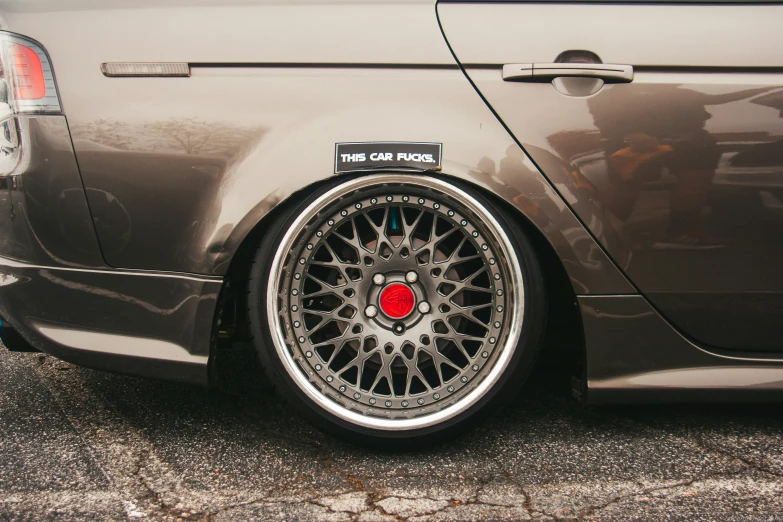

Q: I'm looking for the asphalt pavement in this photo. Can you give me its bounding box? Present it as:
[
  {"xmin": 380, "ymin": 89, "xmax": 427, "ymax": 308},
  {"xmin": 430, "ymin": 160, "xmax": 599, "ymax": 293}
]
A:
[{"xmin": 1, "ymin": 344, "xmax": 782, "ymax": 521}]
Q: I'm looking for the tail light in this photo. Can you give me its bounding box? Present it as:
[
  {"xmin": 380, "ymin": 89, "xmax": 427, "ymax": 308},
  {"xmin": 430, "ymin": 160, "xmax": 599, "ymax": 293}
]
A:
[{"xmin": 0, "ymin": 32, "xmax": 61, "ymax": 115}]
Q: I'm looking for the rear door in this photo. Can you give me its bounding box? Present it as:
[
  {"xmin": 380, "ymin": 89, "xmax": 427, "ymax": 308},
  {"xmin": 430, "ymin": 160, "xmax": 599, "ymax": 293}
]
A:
[{"xmin": 438, "ymin": 1, "xmax": 783, "ymax": 352}]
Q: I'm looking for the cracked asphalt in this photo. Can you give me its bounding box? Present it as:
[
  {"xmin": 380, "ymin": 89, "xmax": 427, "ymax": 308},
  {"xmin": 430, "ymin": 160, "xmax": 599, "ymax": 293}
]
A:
[{"xmin": 2, "ymin": 345, "xmax": 783, "ymax": 521}]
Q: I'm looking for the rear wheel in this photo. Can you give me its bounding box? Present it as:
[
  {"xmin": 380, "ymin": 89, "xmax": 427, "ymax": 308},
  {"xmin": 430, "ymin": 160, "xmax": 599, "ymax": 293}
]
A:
[{"xmin": 247, "ymin": 174, "xmax": 545, "ymax": 445}]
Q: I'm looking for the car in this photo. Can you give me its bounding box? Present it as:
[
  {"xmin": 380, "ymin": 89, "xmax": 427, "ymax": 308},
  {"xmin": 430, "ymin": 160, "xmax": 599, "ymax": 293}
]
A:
[{"xmin": 0, "ymin": 0, "xmax": 782, "ymax": 446}]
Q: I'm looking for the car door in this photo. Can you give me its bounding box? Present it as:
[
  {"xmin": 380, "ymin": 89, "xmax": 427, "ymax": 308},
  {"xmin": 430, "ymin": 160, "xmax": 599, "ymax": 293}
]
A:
[{"xmin": 438, "ymin": 1, "xmax": 783, "ymax": 352}]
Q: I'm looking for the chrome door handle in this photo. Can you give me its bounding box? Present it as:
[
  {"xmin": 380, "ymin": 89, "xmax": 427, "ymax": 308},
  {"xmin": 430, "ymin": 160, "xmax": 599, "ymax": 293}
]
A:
[{"xmin": 503, "ymin": 63, "xmax": 634, "ymax": 83}]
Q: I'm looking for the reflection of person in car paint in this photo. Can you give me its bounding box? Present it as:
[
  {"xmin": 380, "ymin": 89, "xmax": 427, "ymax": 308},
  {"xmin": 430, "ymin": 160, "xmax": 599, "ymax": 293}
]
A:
[
  {"xmin": 589, "ymin": 84, "xmax": 769, "ymax": 250},
  {"xmin": 732, "ymin": 91, "xmax": 783, "ymax": 168},
  {"xmin": 474, "ymin": 145, "xmax": 544, "ymax": 220}
]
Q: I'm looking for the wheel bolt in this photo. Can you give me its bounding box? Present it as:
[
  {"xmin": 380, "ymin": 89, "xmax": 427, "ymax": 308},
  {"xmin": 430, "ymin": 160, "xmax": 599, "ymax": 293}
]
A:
[
  {"xmin": 372, "ymin": 273, "xmax": 386, "ymax": 286},
  {"xmin": 405, "ymin": 271, "xmax": 418, "ymax": 283},
  {"xmin": 417, "ymin": 301, "xmax": 431, "ymax": 314},
  {"xmin": 365, "ymin": 305, "xmax": 378, "ymax": 318}
]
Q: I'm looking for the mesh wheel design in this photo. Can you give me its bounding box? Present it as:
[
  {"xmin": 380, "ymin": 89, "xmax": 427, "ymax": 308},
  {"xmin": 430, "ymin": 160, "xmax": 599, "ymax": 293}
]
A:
[{"xmin": 248, "ymin": 175, "xmax": 545, "ymax": 443}]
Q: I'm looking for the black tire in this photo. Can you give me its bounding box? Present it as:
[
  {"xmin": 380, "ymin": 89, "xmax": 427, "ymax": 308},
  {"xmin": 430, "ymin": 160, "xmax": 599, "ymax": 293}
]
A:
[{"xmin": 247, "ymin": 174, "xmax": 546, "ymax": 447}]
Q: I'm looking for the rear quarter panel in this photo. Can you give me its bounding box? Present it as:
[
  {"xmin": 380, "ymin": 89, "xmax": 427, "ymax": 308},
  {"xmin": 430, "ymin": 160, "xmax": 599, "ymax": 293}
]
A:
[{"xmin": 0, "ymin": 0, "xmax": 631, "ymax": 294}]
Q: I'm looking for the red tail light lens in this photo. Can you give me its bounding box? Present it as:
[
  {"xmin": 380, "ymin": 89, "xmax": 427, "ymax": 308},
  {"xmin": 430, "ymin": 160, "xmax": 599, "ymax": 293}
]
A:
[
  {"xmin": 8, "ymin": 44, "xmax": 45, "ymax": 100},
  {"xmin": 0, "ymin": 32, "xmax": 61, "ymax": 114}
]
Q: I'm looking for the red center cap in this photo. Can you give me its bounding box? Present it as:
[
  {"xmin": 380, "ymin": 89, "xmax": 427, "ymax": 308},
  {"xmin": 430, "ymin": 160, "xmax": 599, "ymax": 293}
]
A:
[{"xmin": 378, "ymin": 283, "xmax": 415, "ymax": 319}]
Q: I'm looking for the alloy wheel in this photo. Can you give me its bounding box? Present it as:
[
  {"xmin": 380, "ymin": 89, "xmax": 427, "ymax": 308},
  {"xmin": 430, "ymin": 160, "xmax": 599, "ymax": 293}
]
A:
[{"xmin": 266, "ymin": 175, "xmax": 525, "ymax": 430}]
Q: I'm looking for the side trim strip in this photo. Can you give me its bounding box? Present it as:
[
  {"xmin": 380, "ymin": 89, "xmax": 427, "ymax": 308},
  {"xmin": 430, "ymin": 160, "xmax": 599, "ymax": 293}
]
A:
[
  {"xmin": 461, "ymin": 64, "xmax": 783, "ymax": 73},
  {"xmin": 32, "ymin": 322, "xmax": 208, "ymax": 365},
  {"xmin": 190, "ymin": 62, "xmax": 460, "ymax": 70},
  {"xmin": 0, "ymin": 255, "xmax": 222, "ymax": 283},
  {"xmin": 100, "ymin": 63, "xmax": 461, "ymax": 77}
]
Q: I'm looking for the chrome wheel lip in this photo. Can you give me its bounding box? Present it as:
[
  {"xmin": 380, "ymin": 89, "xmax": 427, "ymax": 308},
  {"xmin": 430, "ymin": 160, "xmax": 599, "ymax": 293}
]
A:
[{"xmin": 267, "ymin": 174, "xmax": 525, "ymax": 431}]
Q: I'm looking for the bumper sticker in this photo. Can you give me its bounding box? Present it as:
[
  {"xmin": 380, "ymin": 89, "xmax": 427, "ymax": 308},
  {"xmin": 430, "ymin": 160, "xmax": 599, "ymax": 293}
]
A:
[{"xmin": 335, "ymin": 142, "xmax": 442, "ymax": 173}]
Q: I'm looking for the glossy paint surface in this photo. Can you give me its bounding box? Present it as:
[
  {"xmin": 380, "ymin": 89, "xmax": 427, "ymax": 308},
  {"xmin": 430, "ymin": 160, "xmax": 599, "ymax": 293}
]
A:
[
  {"xmin": 0, "ymin": 0, "xmax": 643, "ymax": 393},
  {"xmin": 581, "ymin": 296, "xmax": 783, "ymax": 404},
  {"xmin": 439, "ymin": 3, "xmax": 783, "ymax": 351},
  {"xmin": 0, "ymin": 115, "xmax": 104, "ymax": 268},
  {"xmin": 9, "ymin": 69, "xmax": 632, "ymax": 293},
  {"xmin": 438, "ymin": 3, "xmax": 783, "ymax": 67},
  {"xmin": 0, "ymin": 0, "xmax": 453, "ymax": 65},
  {"xmin": 0, "ymin": 255, "xmax": 220, "ymax": 384},
  {"xmin": 0, "ymin": 0, "xmax": 776, "ymax": 399},
  {"xmin": 0, "ymin": 1, "xmax": 632, "ymax": 296}
]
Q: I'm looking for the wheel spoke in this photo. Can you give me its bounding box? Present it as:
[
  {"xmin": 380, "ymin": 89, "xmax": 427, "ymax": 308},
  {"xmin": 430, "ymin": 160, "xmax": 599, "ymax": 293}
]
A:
[
  {"xmin": 398, "ymin": 208, "xmax": 429, "ymax": 252},
  {"xmin": 306, "ymin": 319, "xmax": 335, "ymax": 337},
  {"xmin": 365, "ymin": 206, "xmax": 388, "ymax": 235},
  {"xmin": 338, "ymin": 220, "xmax": 370, "ymax": 254},
  {"xmin": 321, "ymin": 241, "xmax": 348, "ymax": 267},
  {"xmin": 309, "ymin": 259, "xmax": 347, "ymax": 269},
  {"xmin": 302, "ymin": 288, "xmax": 344, "ymax": 299},
  {"xmin": 440, "ymin": 233, "xmax": 468, "ymax": 264},
  {"xmin": 369, "ymin": 357, "xmax": 393, "ymax": 395},
  {"xmin": 403, "ymin": 353, "xmax": 435, "ymax": 394},
  {"xmin": 300, "ymin": 309, "xmax": 335, "ymax": 317}
]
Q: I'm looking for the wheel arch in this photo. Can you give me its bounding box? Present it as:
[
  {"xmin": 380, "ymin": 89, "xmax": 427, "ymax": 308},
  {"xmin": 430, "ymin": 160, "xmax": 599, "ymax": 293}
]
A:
[{"xmin": 211, "ymin": 172, "xmax": 586, "ymax": 392}]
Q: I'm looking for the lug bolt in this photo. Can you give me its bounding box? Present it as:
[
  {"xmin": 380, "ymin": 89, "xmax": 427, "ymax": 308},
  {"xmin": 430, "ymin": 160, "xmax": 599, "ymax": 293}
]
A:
[
  {"xmin": 405, "ymin": 271, "xmax": 418, "ymax": 283},
  {"xmin": 393, "ymin": 323, "xmax": 405, "ymax": 334},
  {"xmin": 372, "ymin": 273, "xmax": 386, "ymax": 286},
  {"xmin": 365, "ymin": 305, "xmax": 378, "ymax": 318},
  {"xmin": 417, "ymin": 301, "xmax": 431, "ymax": 314}
]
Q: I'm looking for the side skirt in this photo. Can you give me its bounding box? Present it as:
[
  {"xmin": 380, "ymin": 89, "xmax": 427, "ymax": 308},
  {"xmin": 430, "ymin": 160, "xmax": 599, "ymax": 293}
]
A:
[
  {"xmin": 0, "ymin": 256, "xmax": 222, "ymax": 386},
  {"xmin": 582, "ymin": 295, "xmax": 783, "ymax": 404}
]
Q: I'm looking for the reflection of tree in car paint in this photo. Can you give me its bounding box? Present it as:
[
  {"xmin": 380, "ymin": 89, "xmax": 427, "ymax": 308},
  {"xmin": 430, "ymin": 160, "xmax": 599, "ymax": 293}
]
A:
[
  {"xmin": 68, "ymin": 117, "xmax": 269, "ymax": 272},
  {"xmin": 146, "ymin": 117, "xmax": 262, "ymax": 157},
  {"xmin": 69, "ymin": 117, "xmax": 266, "ymax": 159},
  {"xmin": 68, "ymin": 118, "xmax": 134, "ymax": 150}
]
